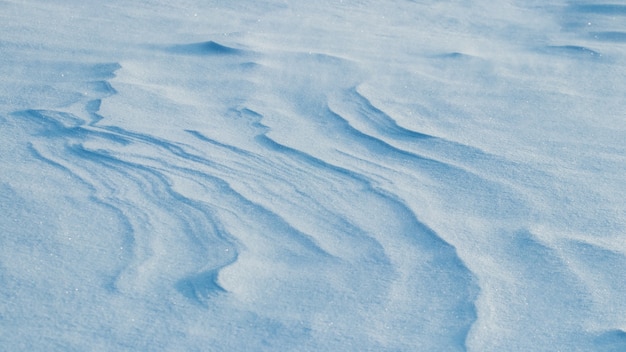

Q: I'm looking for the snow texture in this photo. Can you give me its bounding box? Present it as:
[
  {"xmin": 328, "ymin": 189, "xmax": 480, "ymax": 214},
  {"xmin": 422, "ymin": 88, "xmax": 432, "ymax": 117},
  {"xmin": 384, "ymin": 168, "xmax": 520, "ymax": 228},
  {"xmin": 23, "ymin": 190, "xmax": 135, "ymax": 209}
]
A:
[{"xmin": 1, "ymin": 0, "xmax": 625, "ymax": 351}]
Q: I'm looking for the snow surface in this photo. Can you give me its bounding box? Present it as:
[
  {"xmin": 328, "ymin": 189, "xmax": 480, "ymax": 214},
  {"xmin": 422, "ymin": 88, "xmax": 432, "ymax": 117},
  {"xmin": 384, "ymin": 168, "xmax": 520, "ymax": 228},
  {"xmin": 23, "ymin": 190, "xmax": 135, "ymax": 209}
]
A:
[{"xmin": 1, "ymin": 0, "xmax": 625, "ymax": 350}]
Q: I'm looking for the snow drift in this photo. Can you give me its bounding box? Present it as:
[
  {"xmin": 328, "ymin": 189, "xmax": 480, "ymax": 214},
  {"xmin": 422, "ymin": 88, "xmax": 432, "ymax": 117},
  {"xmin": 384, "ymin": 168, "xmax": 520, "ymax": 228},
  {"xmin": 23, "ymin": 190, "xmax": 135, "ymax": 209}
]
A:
[{"xmin": 1, "ymin": 0, "xmax": 625, "ymax": 350}]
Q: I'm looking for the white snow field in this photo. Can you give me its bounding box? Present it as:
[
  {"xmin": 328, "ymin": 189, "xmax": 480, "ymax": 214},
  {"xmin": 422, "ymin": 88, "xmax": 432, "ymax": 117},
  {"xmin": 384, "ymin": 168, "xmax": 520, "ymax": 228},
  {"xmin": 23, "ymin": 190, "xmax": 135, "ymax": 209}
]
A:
[{"xmin": 1, "ymin": 0, "xmax": 625, "ymax": 350}]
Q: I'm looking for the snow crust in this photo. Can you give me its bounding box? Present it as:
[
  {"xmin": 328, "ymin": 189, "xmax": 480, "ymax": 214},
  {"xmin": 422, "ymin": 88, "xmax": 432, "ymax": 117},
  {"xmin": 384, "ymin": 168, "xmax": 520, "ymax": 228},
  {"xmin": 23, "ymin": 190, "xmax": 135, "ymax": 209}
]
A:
[{"xmin": 1, "ymin": 0, "xmax": 625, "ymax": 350}]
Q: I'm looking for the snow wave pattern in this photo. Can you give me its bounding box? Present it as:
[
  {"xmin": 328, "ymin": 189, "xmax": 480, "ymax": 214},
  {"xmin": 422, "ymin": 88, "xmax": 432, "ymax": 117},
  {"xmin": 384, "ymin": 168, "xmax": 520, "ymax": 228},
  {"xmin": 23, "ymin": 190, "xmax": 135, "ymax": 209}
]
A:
[
  {"xmin": 2, "ymin": 43, "xmax": 477, "ymax": 351},
  {"xmin": 1, "ymin": 0, "xmax": 626, "ymax": 351}
]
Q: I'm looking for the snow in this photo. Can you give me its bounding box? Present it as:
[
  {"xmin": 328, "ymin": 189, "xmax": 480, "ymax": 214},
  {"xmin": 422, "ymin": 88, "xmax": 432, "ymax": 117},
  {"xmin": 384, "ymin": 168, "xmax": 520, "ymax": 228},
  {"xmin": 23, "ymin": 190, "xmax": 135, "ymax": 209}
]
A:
[{"xmin": 1, "ymin": 0, "xmax": 625, "ymax": 350}]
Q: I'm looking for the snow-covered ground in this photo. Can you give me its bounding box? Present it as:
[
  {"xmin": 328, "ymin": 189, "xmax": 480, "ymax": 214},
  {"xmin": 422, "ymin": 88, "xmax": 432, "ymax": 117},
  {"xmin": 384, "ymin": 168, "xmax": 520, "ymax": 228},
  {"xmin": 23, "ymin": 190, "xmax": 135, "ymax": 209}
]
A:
[{"xmin": 1, "ymin": 0, "xmax": 625, "ymax": 350}]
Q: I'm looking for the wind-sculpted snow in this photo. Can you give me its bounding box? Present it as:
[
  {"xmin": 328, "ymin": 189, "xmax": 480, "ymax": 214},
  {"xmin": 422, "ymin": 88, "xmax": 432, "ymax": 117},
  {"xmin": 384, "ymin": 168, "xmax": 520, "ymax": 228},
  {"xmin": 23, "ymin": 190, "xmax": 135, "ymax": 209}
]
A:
[
  {"xmin": 165, "ymin": 41, "xmax": 246, "ymax": 56},
  {"xmin": 1, "ymin": 0, "xmax": 626, "ymax": 351}
]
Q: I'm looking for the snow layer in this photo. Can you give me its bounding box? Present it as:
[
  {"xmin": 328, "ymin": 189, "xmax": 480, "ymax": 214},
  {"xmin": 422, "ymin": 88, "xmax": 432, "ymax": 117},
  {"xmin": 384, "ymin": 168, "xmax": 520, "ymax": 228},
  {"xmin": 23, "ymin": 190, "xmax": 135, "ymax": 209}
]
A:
[{"xmin": 1, "ymin": 0, "xmax": 625, "ymax": 350}]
